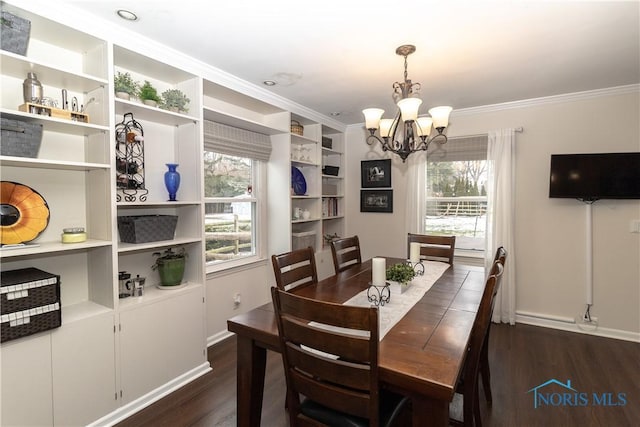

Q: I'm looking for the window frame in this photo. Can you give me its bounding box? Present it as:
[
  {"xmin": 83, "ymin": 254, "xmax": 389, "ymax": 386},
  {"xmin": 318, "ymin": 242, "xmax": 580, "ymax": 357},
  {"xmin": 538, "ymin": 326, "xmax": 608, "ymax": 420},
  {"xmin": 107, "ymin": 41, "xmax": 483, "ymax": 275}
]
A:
[{"xmin": 203, "ymin": 154, "xmax": 267, "ymax": 274}]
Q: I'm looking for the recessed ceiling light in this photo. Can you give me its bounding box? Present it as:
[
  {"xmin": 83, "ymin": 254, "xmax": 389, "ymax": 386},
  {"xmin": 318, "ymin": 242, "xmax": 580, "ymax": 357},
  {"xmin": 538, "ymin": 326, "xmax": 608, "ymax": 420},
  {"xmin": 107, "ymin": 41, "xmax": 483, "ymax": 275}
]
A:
[
  {"xmin": 263, "ymin": 80, "xmax": 276, "ymax": 86},
  {"xmin": 116, "ymin": 9, "xmax": 138, "ymax": 21}
]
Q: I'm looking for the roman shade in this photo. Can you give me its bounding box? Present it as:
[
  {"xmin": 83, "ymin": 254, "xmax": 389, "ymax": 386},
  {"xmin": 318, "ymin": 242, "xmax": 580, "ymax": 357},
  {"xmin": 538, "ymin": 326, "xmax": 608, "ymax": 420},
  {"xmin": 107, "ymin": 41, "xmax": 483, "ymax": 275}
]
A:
[
  {"xmin": 427, "ymin": 135, "xmax": 488, "ymax": 161},
  {"xmin": 203, "ymin": 120, "xmax": 271, "ymax": 161}
]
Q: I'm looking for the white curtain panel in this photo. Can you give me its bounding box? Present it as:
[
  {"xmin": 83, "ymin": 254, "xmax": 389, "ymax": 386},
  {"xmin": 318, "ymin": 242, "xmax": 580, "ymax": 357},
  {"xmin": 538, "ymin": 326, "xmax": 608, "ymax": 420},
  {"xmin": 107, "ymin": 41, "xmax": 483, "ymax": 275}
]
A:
[
  {"xmin": 404, "ymin": 154, "xmax": 427, "ymax": 241},
  {"xmin": 486, "ymin": 128, "xmax": 517, "ymax": 324}
]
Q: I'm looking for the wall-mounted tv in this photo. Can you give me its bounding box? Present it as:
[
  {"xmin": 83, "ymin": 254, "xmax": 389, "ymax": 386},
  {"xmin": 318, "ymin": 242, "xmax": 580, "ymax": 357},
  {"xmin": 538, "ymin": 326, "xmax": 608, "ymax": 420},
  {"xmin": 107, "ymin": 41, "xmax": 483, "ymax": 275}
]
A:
[{"xmin": 549, "ymin": 152, "xmax": 640, "ymax": 202}]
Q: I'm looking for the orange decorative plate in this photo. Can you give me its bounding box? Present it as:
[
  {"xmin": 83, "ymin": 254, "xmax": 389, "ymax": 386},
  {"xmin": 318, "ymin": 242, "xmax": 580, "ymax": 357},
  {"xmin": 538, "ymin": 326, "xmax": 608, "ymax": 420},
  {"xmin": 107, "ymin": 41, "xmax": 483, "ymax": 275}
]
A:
[{"xmin": 0, "ymin": 181, "xmax": 50, "ymax": 245}]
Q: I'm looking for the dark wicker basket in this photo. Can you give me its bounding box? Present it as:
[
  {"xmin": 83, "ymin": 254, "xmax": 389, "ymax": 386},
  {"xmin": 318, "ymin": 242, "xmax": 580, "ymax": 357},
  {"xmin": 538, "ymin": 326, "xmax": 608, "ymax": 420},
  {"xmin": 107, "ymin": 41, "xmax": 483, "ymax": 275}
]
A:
[
  {"xmin": 117, "ymin": 215, "xmax": 178, "ymax": 243},
  {"xmin": 1, "ymin": 267, "xmax": 61, "ymax": 343}
]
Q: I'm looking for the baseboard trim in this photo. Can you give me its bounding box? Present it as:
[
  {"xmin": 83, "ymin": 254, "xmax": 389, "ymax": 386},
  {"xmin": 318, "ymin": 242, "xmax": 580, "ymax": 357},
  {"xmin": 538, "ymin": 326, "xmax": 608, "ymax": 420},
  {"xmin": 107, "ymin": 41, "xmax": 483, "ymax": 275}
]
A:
[
  {"xmin": 515, "ymin": 311, "xmax": 640, "ymax": 343},
  {"xmin": 208, "ymin": 330, "xmax": 235, "ymax": 347},
  {"xmin": 88, "ymin": 362, "xmax": 212, "ymax": 427}
]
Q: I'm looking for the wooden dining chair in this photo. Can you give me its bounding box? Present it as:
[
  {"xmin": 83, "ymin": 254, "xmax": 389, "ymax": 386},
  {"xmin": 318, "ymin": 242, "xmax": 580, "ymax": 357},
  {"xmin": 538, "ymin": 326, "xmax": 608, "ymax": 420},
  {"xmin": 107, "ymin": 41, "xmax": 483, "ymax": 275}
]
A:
[
  {"xmin": 330, "ymin": 235, "xmax": 362, "ymax": 274},
  {"xmin": 479, "ymin": 246, "xmax": 507, "ymax": 405},
  {"xmin": 271, "ymin": 287, "xmax": 410, "ymax": 427},
  {"xmin": 271, "ymin": 247, "xmax": 318, "ymax": 292},
  {"xmin": 451, "ymin": 262, "xmax": 505, "ymax": 427},
  {"xmin": 407, "ymin": 233, "xmax": 456, "ymax": 265}
]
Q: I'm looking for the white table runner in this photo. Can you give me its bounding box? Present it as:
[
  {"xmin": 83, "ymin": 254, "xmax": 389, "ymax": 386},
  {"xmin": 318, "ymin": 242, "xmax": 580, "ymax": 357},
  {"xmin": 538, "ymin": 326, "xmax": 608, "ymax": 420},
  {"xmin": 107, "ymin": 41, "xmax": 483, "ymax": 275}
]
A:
[
  {"xmin": 343, "ymin": 260, "xmax": 450, "ymax": 339},
  {"xmin": 306, "ymin": 261, "xmax": 450, "ymax": 358}
]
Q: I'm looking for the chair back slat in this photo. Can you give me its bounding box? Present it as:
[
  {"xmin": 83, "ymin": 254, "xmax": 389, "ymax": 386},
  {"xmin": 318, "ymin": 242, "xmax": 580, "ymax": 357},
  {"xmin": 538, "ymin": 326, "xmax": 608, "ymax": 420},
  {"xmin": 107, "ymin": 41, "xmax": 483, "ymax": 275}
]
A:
[
  {"xmin": 407, "ymin": 233, "xmax": 456, "ymax": 265},
  {"xmin": 330, "ymin": 235, "xmax": 362, "ymax": 274}
]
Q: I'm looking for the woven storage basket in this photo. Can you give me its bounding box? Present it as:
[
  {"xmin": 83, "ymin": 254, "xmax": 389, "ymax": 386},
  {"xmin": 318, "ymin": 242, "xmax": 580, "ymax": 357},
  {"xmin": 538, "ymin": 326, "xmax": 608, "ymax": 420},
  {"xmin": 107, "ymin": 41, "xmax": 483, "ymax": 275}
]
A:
[
  {"xmin": 1, "ymin": 117, "xmax": 43, "ymax": 158},
  {"xmin": 290, "ymin": 120, "xmax": 304, "ymax": 136},
  {"xmin": 1, "ymin": 11, "xmax": 31, "ymax": 55},
  {"xmin": 1, "ymin": 267, "xmax": 61, "ymax": 343},
  {"xmin": 117, "ymin": 215, "xmax": 178, "ymax": 243}
]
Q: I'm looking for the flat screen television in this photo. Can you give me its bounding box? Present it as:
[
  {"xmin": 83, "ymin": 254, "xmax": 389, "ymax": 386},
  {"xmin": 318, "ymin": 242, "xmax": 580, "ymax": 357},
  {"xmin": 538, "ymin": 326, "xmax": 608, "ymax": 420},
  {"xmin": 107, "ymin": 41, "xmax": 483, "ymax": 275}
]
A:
[{"xmin": 549, "ymin": 152, "xmax": 640, "ymax": 201}]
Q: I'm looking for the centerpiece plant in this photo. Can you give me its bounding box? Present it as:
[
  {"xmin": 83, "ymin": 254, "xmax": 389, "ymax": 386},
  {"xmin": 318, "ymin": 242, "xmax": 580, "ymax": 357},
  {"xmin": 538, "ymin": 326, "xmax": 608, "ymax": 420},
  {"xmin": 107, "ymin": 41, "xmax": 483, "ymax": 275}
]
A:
[{"xmin": 386, "ymin": 263, "xmax": 416, "ymax": 286}]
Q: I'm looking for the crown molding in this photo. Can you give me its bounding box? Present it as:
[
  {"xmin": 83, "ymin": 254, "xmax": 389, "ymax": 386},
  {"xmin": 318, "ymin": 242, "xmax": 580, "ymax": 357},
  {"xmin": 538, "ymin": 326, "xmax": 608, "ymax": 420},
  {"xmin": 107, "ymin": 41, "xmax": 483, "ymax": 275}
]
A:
[{"xmin": 451, "ymin": 84, "xmax": 640, "ymax": 117}]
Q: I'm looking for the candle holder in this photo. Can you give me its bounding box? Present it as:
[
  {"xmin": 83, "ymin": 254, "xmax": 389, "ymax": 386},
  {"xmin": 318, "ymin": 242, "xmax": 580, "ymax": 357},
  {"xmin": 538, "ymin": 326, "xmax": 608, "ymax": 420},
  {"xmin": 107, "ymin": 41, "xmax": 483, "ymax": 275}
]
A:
[
  {"xmin": 406, "ymin": 260, "xmax": 425, "ymax": 276},
  {"xmin": 367, "ymin": 282, "xmax": 391, "ymax": 306}
]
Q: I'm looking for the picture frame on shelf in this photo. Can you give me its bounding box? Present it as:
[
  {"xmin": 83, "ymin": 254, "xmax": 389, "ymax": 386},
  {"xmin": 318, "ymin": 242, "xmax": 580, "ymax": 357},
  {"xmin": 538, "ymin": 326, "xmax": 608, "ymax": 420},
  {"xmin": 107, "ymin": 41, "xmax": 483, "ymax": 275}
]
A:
[
  {"xmin": 361, "ymin": 159, "xmax": 391, "ymax": 188},
  {"xmin": 360, "ymin": 189, "xmax": 393, "ymax": 213}
]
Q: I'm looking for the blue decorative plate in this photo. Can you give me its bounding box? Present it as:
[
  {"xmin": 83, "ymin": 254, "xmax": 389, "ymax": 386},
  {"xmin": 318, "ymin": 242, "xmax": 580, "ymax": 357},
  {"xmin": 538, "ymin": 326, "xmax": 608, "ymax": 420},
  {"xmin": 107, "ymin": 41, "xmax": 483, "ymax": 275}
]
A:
[{"xmin": 291, "ymin": 166, "xmax": 307, "ymax": 195}]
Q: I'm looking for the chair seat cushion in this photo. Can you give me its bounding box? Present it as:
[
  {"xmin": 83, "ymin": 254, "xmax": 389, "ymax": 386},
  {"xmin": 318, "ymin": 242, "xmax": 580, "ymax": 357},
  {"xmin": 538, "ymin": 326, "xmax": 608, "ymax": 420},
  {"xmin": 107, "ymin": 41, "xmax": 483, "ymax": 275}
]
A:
[{"xmin": 300, "ymin": 389, "xmax": 409, "ymax": 427}]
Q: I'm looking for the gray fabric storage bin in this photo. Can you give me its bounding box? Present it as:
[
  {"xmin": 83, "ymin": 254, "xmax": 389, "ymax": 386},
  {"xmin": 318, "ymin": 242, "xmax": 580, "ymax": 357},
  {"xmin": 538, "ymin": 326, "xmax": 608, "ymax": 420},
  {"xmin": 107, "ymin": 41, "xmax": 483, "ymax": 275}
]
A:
[
  {"xmin": 1, "ymin": 117, "xmax": 43, "ymax": 158},
  {"xmin": 117, "ymin": 215, "xmax": 178, "ymax": 243},
  {"xmin": 1, "ymin": 11, "xmax": 31, "ymax": 55}
]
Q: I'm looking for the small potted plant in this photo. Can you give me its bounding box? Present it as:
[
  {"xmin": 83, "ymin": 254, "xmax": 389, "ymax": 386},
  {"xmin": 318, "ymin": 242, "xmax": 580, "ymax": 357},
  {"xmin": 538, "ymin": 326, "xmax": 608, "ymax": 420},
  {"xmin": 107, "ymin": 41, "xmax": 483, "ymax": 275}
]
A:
[
  {"xmin": 386, "ymin": 262, "xmax": 416, "ymax": 293},
  {"xmin": 152, "ymin": 247, "xmax": 187, "ymax": 286},
  {"xmin": 161, "ymin": 88, "xmax": 190, "ymax": 113},
  {"xmin": 138, "ymin": 80, "xmax": 161, "ymax": 107},
  {"xmin": 114, "ymin": 71, "xmax": 139, "ymax": 100}
]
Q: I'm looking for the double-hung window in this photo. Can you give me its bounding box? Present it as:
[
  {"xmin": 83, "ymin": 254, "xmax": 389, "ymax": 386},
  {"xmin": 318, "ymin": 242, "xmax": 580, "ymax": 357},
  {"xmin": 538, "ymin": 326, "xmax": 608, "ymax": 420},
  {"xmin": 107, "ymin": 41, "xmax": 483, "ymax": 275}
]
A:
[
  {"xmin": 425, "ymin": 135, "xmax": 488, "ymax": 254},
  {"xmin": 203, "ymin": 121, "xmax": 270, "ymax": 272}
]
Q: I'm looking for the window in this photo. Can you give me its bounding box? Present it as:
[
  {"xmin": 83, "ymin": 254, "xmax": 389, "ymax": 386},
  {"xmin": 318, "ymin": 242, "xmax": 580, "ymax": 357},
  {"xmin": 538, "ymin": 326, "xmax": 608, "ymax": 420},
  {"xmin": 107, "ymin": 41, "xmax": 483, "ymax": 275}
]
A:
[
  {"xmin": 203, "ymin": 120, "xmax": 271, "ymax": 272},
  {"xmin": 204, "ymin": 152, "xmax": 265, "ymax": 270},
  {"xmin": 425, "ymin": 136, "xmax": 488, "ymax": 253}
]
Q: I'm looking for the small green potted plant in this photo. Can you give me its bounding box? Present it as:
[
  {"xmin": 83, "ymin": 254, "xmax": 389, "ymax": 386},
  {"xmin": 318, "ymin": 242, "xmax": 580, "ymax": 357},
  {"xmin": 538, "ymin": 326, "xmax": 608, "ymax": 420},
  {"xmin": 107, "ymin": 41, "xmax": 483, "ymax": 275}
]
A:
[
  {"xmin": 138, "ymin": 80, "xmax": 161, "ymax": 107},
  {"xmin": 161, "ymin": 88, "xmax": 190, "ymax": 113},
  {"xmin": 114, "ymin": 71, "xmax": 139, "ymax": 100},
  {"xmin": 386, "ymin": 263, "xmax": 416, "ymax": 293},
  {"xmin": 152, "ymin": 247, "xmax": 187, "ymax": 286}
]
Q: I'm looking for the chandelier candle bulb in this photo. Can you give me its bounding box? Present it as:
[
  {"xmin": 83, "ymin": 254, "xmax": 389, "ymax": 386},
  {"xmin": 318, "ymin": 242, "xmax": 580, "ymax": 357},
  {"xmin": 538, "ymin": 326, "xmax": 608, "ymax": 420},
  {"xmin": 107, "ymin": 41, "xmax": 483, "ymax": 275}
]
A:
[
  {"xmin": 416, "ymin": 117, "xmax": 433, "ymax": 137},
  {"xmin": 410, "ymin": 242, "xmax": 421, "ymax": 263},
  {"xmin": 428, "ymin": 106, "xmax": 453, "ymax": 129},
  {"xmin": 372, "ymin": 257, "xmax": 386, "ymax": 286},
  {"xmin": 398, "ymin": 97, "xmax": 422, "ymax": 122},
  {"xmin": 363, "ymin": 108, "xmax": 384, "ymax": 129}
]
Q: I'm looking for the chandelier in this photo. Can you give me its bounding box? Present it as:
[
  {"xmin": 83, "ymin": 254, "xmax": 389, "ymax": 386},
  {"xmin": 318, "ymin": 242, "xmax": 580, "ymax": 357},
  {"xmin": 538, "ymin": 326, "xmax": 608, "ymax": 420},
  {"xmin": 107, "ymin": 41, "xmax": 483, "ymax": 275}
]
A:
[{"xmin": 362, "ymin": 45, "xmax": 453, "ymax": 163}]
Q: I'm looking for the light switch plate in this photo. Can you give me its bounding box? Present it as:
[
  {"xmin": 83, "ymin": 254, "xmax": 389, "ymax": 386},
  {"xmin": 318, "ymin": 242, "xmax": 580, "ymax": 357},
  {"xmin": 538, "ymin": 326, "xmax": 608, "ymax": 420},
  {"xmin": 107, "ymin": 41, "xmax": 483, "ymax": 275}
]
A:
[{"xmin": 630, "ymin": 220, "xmax": 640, "ymax": 233}]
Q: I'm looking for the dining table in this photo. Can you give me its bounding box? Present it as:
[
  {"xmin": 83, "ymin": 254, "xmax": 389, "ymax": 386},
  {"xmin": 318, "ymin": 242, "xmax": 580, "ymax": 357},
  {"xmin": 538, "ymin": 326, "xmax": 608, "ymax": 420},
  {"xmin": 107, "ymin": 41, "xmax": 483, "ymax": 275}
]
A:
[{"xmin": 227, "ymin": 257, "xmax": 485, "ymax": 426}]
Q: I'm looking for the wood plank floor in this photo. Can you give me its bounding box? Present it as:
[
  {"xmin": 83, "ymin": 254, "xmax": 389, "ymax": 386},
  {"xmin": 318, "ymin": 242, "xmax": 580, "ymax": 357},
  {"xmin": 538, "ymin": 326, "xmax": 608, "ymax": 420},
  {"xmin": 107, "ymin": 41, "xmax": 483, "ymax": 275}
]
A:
[{"xmin": 116, "ymin": 323, "xmax": 640, "ymax": 426}]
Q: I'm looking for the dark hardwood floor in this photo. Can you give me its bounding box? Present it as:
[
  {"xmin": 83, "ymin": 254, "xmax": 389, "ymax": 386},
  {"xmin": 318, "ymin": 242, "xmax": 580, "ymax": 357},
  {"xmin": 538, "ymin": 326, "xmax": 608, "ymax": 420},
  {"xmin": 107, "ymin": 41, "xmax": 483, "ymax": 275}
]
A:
[{"xmin": 116, "ymin": 323, "xmax": 639, "ymax": 427}]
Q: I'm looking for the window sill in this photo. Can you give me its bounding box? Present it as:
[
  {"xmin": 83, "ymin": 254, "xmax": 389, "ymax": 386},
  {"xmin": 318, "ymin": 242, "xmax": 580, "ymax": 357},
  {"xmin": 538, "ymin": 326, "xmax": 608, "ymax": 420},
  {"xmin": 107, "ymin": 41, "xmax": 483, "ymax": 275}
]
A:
[{"xmin": 206, "ymin": 256, "xmax": 268, "ymax": 279}]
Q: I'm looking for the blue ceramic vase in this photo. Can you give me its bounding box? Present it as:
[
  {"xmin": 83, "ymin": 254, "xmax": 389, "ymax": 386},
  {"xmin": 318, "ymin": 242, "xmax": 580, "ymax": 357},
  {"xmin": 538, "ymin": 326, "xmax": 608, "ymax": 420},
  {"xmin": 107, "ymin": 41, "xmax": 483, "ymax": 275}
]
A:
[{"xmin": 164, "ymin": 163, "xmax": 181, "ymax": 201}]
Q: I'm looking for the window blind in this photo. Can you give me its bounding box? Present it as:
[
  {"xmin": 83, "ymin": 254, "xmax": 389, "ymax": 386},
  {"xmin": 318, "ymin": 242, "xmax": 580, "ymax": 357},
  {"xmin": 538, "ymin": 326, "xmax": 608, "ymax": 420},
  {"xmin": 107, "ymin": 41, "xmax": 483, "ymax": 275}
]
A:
[
  {"xmin": 203, "ymin": 120, "xmax": 272, "ymax": 162},
  {"xmin": 426, "ymin": 135, "xmax": 488, "ymax": 161}
]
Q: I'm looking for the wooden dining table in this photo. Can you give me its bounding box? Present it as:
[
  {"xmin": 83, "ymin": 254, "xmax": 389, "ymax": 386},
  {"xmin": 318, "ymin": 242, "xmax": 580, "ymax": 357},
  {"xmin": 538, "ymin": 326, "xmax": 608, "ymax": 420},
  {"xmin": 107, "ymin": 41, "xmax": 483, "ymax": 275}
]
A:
[{"xmin": 227, "ymin": 257, "xmax": 485, "ymax": 426}]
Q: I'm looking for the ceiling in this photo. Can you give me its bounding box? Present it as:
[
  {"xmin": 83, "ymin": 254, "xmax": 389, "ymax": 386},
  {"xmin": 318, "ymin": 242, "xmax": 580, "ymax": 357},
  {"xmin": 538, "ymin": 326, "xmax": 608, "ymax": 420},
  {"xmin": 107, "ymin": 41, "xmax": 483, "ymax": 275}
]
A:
[{"xmin": 62, "ymin": 0, "xmax": 639, "ymax": 126}]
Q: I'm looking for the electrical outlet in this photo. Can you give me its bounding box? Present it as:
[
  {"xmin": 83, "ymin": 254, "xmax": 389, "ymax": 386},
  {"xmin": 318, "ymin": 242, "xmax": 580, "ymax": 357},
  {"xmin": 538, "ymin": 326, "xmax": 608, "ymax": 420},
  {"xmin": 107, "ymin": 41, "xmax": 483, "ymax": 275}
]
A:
[{"xmin": 233, "ymin": 293, "xmax": 241, "ymax": 306}]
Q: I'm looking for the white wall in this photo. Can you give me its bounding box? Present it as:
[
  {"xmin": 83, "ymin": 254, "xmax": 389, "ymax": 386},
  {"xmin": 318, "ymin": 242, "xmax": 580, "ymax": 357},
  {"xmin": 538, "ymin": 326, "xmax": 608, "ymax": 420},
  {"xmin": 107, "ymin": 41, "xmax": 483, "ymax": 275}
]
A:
[{"xmin": 345, "ymin": 88, "xmax": 640, "ymax": 337}]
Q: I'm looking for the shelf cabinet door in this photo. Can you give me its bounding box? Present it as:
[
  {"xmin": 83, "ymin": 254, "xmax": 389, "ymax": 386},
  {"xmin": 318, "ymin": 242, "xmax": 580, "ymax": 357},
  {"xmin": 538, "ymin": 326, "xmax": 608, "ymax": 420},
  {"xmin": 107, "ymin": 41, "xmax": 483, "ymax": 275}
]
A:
[
  {"xmin": 118, "ymin": 286, "xmax": 205, "ymax": 404},
  {"xmin": 51, "ymin": 312, "xmax": 117, "ymax": 426},
  {"xmin": 0, "ymin": 334, "xmax": 54, "ymax": 427}
]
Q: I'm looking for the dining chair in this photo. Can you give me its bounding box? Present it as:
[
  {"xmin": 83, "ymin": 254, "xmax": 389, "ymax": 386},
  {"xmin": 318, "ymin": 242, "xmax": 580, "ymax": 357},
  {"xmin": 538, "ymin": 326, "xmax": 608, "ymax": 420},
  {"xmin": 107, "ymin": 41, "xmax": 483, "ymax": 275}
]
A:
[
  {"xmin": 330, "ymin": 235, "xmax": 362, "ymax": 274},
  {"xmin": 271, "ymin": 287, "xmax": 410, "ymax": 427},
  {"xmin": 479, "ymin": 246, "xmax": 507, "ymax": 405},
  {"xmin": 271, "ymin": 246, "xmax": 318, "ymax": 292},
  {"xmin": 407, "ymin": 233, "xmax": 456, "ymax": 265},
  {"xmin": 451, "ymin": 262, "xmax": 505, "ymax": 427}
]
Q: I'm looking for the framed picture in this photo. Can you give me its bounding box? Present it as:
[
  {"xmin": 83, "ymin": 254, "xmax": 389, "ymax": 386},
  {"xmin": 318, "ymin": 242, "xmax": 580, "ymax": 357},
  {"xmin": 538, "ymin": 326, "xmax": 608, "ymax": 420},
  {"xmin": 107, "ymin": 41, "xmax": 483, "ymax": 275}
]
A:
[
  {"xmin": 360, "ymin": 189, "xmax": 393, "ymax": 213},
  {"xmin": 361, "ymin": 159, "xmax": 391, "ymax": 188}
]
